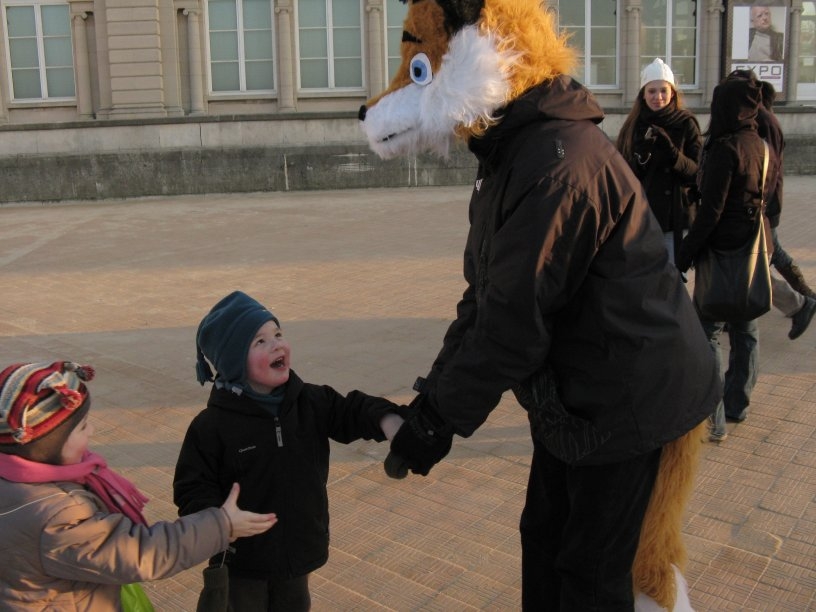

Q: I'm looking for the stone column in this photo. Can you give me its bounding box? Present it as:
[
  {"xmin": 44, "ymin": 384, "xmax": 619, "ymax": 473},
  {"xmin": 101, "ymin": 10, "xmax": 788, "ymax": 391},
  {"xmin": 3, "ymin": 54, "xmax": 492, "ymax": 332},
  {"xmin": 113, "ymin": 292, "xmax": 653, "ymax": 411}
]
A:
[
  {"xmin": 787, "ymin": 0, "xmax": 803, "ymax": 101},
  {"xmin": 365, "ymin": 0, "xmax": 385, "ymax": 97},
  {"xmin": 106, "ymin": 0, "xmax": 167, "ymax": 118},
  {"xmin": 184, "ymin": 8, "xmax": 205, "ymax": 114},
  {"xmin": 72, "ymin": 11, "xmax": 93, "ymax": 119},
  {"xmin": 624, "ymin": 0, "xmax": 642, "ymax": 104},
  {"xmin": 0, "ymin": 85, "xmax": 7, "ymax": 124},
  {"xmin": 275, "ymin": 0, "xmax": 296, "ymax": 110},
  {"xmin": 704, "ymin": 0, "xmax": 725, "ymax": 104}
]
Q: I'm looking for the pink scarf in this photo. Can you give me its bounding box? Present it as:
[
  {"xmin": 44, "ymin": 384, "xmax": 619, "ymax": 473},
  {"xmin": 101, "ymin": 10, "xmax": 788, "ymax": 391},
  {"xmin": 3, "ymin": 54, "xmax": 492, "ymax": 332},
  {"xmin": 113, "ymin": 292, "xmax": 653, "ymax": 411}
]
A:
[{"xmin": 0, "ymin": 450, "xmax": 149, "ymax": 526}]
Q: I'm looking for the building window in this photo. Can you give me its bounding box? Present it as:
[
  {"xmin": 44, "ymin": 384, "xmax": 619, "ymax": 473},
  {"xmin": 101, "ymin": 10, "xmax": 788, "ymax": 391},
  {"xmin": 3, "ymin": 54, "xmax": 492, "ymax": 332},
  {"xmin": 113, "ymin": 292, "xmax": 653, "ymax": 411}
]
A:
[
  {"xmin": 641, "ymin": 0, "xmax": 698, "ymax": 87},
  {"xmin": 798, "ymin": 1, "xmax": 816, "ymax": 98},
  {"xmin": 2, "ymin": 1, "xmax": 74, "ymax": 100},
  {"xmin": 297, "ymin": 0, "xmax": 363, "ymax": 90},
  {"xmin": 385, "ymin": 0, "xmax": 407, "ymax": 81},
  {"xmin": 555, "ymin": 0, "xmax": 619, "ymax": 87},
  {"xmin": 207, "ymin": 0, "xmax": 275, "ymax": 93}
]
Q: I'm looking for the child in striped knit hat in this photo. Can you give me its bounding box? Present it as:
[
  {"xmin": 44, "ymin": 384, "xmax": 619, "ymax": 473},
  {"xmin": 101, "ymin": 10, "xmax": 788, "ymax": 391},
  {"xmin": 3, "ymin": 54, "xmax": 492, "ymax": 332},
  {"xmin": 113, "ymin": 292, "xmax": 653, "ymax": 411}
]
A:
[{"xmin": 0, "ymin": 360, "xmax": 277, "ymax": 611}]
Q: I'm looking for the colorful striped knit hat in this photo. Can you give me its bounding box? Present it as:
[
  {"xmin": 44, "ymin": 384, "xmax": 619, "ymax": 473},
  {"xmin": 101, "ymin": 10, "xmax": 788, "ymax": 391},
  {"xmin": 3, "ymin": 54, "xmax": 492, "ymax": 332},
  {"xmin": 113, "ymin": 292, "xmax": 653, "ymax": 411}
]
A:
[{"xmin": 0, "ymin": 361, "xmax": 95, "ymax": 446}]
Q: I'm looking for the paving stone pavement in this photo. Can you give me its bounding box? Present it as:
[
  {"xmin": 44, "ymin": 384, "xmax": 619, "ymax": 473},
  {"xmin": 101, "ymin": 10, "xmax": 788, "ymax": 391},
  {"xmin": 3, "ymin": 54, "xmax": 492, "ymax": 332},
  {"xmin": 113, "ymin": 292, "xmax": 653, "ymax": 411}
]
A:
[{"xmin": 1, "ymin": 178, "xmax": 814, "ymax": 611}]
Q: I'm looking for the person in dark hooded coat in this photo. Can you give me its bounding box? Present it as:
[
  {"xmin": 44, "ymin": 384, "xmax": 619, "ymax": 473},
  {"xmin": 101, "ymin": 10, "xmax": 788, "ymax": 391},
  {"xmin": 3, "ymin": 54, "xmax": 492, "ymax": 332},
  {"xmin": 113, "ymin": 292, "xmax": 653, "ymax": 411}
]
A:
[{"xmin": 676, "ymin": 75, "xmax": 771, "ymax": 440}]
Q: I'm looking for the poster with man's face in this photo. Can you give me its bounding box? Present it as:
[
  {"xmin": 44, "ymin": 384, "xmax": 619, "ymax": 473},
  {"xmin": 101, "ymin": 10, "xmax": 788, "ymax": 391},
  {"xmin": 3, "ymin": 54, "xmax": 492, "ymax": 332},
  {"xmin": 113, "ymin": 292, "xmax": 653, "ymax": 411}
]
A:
[{"xmin": 730, "ymin": 3, "xmax": 789, "ymax": 93}]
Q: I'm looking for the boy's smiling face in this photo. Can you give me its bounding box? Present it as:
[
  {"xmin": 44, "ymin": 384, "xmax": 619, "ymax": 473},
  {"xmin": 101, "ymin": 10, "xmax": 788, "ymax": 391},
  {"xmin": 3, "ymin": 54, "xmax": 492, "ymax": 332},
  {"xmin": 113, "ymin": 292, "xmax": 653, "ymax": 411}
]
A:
[{"xmin": 246, "ymin": 321, "xmax": 291, "ymax": 394}]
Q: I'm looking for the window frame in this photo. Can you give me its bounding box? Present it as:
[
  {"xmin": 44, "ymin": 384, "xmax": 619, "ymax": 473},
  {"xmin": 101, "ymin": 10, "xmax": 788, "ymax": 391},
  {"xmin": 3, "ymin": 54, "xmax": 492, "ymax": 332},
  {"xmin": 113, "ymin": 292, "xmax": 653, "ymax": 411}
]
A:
[
  {"xmin": 2, "ymin": 0, "xmax": 75, "ymax": 103},
  {"xmin": 294, "ymin": 0, "xmax": 366, "ymax": 94},
  {"xmin": 384, "ymin": 0, "xmax": 407, "ymax": 83},
  {"xmin": 553, "ymin": 0, "xmax": 621, "ymax": 89},
  {"xmin": 640, "ymin": 0, "xmax": 701, "ymax": 89},
  {"xmin": 204, "ymin": 0, "xmax": 277, "ymax": 97}
]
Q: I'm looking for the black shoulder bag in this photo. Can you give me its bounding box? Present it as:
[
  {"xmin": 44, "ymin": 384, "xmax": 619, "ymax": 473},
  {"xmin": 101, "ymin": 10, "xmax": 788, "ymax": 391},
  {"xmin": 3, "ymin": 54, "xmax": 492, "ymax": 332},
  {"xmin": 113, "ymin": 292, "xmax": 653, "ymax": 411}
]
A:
[{"xmin": 692, "ymin": 140, "xmax": 772, "ymax": 321}]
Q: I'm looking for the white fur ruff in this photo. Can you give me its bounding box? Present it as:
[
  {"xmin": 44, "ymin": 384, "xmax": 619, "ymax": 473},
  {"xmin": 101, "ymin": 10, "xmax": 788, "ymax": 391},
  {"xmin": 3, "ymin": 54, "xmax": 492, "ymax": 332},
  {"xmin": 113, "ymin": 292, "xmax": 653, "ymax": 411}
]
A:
[
  {"xmin": 360, "ymin": 26, "xmax": 515, "ymax": 159},
  {"xmin": 634, "ymin": 565, "xmax": 695, "ymax": 612}
]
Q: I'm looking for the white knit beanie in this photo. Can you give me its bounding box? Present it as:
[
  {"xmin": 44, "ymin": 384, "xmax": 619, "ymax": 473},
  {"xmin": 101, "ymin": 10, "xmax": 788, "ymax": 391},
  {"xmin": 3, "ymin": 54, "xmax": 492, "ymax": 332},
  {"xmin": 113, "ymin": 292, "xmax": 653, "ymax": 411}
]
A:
[{"xmin": 640, "ymin": 58, "xmax": 676, "ymax": 89}]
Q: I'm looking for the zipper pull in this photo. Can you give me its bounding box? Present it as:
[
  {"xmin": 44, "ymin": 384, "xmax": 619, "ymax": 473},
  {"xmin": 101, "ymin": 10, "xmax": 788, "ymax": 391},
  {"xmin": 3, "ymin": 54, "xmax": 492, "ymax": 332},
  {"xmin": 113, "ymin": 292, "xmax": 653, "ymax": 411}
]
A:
[{"xmin": 275, "ymin": 417, "xmax": 283, "ymax": 447}]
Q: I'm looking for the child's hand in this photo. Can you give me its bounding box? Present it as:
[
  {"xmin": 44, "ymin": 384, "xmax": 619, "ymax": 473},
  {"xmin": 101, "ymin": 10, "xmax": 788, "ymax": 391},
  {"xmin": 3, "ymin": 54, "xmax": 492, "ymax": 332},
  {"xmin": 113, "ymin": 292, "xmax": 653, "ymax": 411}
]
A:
[
  {"xmin": 380, "ymin": 413, "xmax": 405, "ymax": 441},
  {"xmin": 220, "ymin": 483, "xmax": 277, "ymax": 542}
]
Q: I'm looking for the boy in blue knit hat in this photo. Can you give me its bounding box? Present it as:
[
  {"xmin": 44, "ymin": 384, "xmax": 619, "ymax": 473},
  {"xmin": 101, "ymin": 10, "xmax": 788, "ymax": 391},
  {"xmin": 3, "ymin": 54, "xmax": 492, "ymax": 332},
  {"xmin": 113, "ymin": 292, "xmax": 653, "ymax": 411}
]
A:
[{"xmin": 174, "ymin": 291, "xmax": 405, "ymax": 611}]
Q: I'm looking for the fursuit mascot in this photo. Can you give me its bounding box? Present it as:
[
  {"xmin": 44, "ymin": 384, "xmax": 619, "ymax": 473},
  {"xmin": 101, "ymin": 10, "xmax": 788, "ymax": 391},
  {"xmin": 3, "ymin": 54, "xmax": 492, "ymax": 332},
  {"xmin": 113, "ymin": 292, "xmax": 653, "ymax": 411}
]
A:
[{"xmin": 359, "ymin": 1, "xmax": 719, "ymax": 610}]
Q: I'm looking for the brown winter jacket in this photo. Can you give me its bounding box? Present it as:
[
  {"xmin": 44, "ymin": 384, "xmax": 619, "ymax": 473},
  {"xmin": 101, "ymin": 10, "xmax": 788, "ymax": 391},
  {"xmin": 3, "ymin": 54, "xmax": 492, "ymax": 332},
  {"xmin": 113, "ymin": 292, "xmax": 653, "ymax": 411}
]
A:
[{"xmin": 0, "ymin": 478, "xmax": 230, "ymax": 610}]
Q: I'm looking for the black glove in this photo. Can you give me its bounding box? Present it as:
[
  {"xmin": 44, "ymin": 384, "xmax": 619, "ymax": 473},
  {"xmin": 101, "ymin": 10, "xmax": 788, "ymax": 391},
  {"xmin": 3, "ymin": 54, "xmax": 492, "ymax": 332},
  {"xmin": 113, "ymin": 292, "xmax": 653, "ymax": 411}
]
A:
[
  {"xmin": 384, "ymin": 393, "xmax": 453, "ymax": 478},
  {"xmin": 649, "ymin": 125, "xmax": 679, "ymax": 162}
]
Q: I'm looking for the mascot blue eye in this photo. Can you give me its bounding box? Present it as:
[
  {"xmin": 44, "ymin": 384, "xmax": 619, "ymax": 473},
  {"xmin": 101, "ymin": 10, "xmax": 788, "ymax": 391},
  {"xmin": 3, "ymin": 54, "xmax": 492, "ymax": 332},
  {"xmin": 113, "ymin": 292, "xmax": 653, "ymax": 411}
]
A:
[{"xmin": 409, "ymin": 53, "xmax": 433, "ymax": 86}]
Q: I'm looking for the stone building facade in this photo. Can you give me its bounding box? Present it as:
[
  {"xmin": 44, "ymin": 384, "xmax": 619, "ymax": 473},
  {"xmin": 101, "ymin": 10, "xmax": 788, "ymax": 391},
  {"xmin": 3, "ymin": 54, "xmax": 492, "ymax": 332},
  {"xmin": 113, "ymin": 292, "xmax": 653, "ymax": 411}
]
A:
[{"xmin": 0, "ymin": 0, "xmax": 814, "ymax": 202}]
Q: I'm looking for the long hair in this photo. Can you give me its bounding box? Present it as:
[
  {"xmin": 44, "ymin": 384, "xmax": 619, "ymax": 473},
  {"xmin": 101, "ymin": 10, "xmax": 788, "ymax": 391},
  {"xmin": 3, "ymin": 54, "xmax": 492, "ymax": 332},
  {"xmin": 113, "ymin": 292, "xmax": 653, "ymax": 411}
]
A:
[{"xmin": 616, "ymin": 84, "xmax": 685, "ymax": 163}]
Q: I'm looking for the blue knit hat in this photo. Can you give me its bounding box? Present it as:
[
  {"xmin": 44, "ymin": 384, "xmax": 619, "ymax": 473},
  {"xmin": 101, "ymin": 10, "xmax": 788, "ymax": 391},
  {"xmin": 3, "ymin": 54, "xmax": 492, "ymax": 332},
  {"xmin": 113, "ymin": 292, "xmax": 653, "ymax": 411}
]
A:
[{"xmin": 195, "ymin": 291, "xmax": 279, "ymax": 390}]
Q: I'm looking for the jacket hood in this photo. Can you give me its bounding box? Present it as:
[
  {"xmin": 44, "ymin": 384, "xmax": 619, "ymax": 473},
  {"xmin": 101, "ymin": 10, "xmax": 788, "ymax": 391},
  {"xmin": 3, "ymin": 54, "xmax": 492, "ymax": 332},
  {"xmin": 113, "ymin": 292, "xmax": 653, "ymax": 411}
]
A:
[
  {"xmin": 469, "ymin": 76, "xmax": 604, "ymax": 160},
  {"xmin": 708, "ymin": 77, "xmax": 761, "ymax": 141}
]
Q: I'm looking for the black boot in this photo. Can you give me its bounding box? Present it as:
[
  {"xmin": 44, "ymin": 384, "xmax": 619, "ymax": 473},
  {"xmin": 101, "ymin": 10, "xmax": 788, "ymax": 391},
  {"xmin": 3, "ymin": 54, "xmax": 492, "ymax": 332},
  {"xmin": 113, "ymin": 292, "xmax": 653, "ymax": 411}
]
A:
[
  {"xmin": 790, "ymin": 296, "xmax": 816, "ymax": 340},
  {"xmin": 776, "ymin": 262, "xmax": 816, "ymax": 299}
]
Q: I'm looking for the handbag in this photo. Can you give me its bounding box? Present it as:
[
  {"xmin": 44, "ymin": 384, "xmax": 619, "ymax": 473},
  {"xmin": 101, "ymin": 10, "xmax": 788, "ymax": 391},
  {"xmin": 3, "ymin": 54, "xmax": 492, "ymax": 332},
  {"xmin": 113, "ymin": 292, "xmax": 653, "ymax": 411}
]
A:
[
  {"xmin": 120, "ymin": 583, "xmax": 155, "ymax": 612},
  {"xmin": 693, "ymin": 140, "xmax": 772, "ymax": 322}
]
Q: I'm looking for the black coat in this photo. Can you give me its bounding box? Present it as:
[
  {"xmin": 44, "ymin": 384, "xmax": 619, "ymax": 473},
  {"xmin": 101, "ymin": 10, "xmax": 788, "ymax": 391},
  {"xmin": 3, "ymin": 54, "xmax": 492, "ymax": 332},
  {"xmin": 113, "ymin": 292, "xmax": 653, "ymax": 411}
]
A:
[
  {"xmin": 626, "ymin": 106, "xmax": 702, "ymax": 260},
  {"xmin": 424, "ymin": 77, "xmax": 719, "ymax": 465},
  {"xmin": 173, "ymin": 370, "xmax": 396, "ymax": 579},
  {"xmin": 677, "ymin": 77, "xmax": 773, "ymax": 271},
  {"xmin": 757, "ymin": 105, "xmax": 784, "ymax": 227}
]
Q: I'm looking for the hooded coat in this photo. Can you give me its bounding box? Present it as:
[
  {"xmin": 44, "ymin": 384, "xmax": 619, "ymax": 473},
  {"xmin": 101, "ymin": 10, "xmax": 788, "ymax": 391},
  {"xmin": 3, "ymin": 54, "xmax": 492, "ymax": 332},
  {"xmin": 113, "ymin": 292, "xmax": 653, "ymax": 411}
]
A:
[
  {"xmin": 424, "ymin": 76, "xmax": 719, "ymax": 465},
  {"xmin": 173, "ymin": 370, "xmax": 397, "ymax": 580},
  {"xmin": 676, "ymin": 77, "xmax": 770, "ymax": 272}
]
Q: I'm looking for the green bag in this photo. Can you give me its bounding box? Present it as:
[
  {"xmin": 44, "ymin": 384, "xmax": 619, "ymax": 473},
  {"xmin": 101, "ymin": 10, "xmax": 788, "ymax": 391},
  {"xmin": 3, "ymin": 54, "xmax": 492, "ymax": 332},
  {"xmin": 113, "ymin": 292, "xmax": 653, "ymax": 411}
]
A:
[{"xmin": 120, "ymin": 583, "xmax": 155, "ymax": 612}]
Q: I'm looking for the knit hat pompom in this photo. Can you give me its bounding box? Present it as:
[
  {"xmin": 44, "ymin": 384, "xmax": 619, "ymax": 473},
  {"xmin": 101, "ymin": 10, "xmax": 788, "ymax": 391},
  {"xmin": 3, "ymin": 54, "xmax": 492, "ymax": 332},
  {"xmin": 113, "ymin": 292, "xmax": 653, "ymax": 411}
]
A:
[
  {"xmin": 0, "ymin": 361, "xmax": 93, "ymax": 447},
  {"xmin": 196, "ymin": 291, "xmax": 279, "ymax": 390},
  {"xmin": 640, "ymin": 58, "xmax": 676, "ymax": 89}
]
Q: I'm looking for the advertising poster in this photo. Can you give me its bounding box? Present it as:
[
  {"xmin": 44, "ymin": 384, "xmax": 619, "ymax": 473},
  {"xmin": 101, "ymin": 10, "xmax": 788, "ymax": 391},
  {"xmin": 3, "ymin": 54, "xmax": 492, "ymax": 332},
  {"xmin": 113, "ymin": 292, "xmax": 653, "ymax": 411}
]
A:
[{"xmin": 728, "ymin": 2, "xmax": 789, "ymax": 94}]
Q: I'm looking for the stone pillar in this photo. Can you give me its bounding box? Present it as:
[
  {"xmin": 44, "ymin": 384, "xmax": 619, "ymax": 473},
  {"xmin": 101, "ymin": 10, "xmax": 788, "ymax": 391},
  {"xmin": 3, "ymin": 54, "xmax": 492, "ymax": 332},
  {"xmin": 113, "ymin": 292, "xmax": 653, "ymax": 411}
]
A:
[
  {"xmin": 0, "ymin": 86, "xmax": 7, "ymax": 124},
  {"xmin": 275, "ymin": 0, "xmax": 296, "ymax": 110},
  {"xmin": 624, "ymin": 0, "xmax": 642, "ymax": 104},
  {"xmin": 106, "ymin": 1, "xmax": 167, "ymax": 118},
  {"xmin": 72, "ymin": 11, "xmax": 93, "ymax": 119},
  {"xmin": 704, "ymin": 0, "xmax": 725, "ymax": 105},
  {"xmin": 92, "ymin": 1, "xmax": 113, "ymax": 119},
  {"xmin": 365, "ymin": 0, "xmax": 385, "ymax": 97},
  {"xmin": 159, "ymin": 1, "xmax": 183, "ymax": 116},
  {"xmin": 184, "ymin": 8, "xmax": 205, "ymax": 114},
  {"xmin": 787, "ymin": 0, "xmax": 803, "ymax": 101}
]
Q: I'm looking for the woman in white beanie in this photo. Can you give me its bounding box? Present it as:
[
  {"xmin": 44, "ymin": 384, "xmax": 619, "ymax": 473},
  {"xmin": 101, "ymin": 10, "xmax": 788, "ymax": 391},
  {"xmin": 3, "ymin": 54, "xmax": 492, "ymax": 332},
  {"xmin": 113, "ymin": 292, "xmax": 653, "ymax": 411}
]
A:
[{"xmin": 617, "ymin": 58, "xmax": 703, "ymax": 265}]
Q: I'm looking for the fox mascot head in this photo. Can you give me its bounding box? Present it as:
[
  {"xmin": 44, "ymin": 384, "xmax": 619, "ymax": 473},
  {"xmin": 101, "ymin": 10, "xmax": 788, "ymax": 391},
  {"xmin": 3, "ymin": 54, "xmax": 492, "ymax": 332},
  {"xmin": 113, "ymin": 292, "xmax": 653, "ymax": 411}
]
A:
[
  {"xmin": 360, "ymin": 2, "xmax": 704, "ymax": 611},
  {"xmin": 358, "ymin": 0, "xmax": 575, "ymax": 159}
]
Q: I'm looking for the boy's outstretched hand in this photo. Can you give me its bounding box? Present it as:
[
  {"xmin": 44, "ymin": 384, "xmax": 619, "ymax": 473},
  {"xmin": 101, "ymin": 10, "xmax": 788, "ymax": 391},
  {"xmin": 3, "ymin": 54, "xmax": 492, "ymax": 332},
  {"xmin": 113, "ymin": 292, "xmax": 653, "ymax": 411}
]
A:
[{"xmin": 220, "ymin": 483, "xmax": 277, "ymax": 542}]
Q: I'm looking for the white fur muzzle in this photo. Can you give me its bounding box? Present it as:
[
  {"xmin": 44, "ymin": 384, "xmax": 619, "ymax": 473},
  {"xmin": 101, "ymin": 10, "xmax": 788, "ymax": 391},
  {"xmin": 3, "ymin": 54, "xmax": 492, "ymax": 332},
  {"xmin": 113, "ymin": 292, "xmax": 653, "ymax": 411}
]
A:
[{"xmin": 360, "ymin": 26, "xmax": 515, "ymax": 160}]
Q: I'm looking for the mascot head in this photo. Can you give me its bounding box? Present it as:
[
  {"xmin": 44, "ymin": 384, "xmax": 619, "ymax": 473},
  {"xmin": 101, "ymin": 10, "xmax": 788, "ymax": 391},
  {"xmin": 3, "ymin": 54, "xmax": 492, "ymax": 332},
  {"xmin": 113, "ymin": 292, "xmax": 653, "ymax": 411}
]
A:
[{"xmin": 358, "ymin": 0, "xmax": 575, "ymax": 159}]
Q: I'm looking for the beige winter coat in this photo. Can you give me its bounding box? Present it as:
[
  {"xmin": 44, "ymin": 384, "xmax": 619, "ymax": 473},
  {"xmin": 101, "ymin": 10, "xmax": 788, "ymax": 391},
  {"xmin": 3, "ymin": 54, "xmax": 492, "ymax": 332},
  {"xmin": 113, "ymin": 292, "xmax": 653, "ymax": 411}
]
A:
[{"xmin": 0, "ymin": 478, "xmax": 230, "ymax": 610}]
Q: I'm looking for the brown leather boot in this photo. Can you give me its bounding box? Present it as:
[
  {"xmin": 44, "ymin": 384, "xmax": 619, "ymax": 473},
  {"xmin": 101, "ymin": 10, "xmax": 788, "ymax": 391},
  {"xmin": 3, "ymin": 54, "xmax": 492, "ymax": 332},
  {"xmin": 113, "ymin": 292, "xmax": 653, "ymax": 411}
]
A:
[{"xmin": 776, "ymin": 262, "xmax": 816, "ymax": 299}]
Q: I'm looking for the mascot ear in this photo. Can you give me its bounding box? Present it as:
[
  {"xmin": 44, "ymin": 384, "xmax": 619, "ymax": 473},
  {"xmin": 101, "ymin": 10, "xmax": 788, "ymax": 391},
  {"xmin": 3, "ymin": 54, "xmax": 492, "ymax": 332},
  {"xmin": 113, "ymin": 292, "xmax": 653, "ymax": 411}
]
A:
[{"xmin": 432, "ymin": 0, "xmax": 485, "ymax": 34}]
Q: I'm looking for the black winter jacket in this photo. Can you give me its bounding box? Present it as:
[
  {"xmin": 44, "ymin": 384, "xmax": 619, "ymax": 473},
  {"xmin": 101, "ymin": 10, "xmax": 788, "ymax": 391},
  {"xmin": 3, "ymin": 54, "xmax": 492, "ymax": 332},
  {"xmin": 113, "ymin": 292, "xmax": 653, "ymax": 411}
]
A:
[
  {"xmin": 676, "ymin": 77, "xmax": 772, "ymax": 272},
  {"xmin": 425, "ymin": 77, "xmax": 719, "ymax": 465},
  {"xmin": 173, "ymin": 370, "xmax": 396, "ymax": 579},
  {"xmin": 757, "ymin": 105, "xmax": 784, "ymax": 227},
  {"xmin": 627, "ymin": 105, "xmax": 702, "ymax": 237}
]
